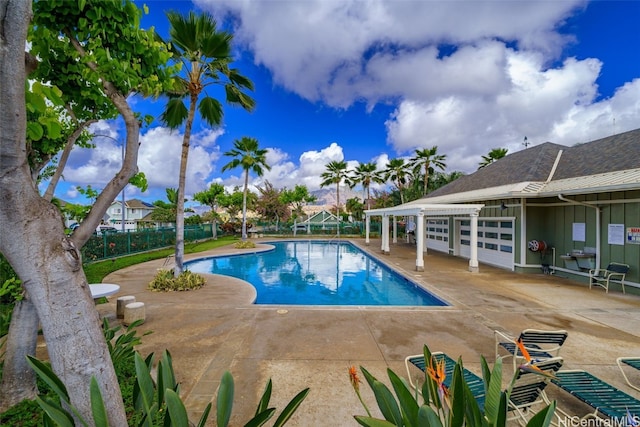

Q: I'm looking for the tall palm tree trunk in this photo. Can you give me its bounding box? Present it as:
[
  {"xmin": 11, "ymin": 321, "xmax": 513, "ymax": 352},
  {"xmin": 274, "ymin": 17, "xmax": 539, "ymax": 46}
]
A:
[
  {"xmin": 174, "ymin": 94, "xmax": 198, "ymax": 277},
  {"xmin": 336, "ymin": 183, "xmax": 340, "ymax": 238},
  {"xmin": 242, "ymin": 170, "xmax": 249, "ymax": 241}
]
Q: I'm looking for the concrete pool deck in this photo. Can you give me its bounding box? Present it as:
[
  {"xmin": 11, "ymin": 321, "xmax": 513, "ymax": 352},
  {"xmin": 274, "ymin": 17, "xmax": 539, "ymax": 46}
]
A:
[{"xmin": 101, "ymin": 238, "xmax": 640, "ymax": 425}]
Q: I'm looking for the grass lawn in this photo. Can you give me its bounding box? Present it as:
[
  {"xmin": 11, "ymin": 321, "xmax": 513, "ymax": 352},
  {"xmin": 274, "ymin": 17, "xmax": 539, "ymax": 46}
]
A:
[{"xmin": 84, "ymin": 235, "xmax": 238, "ymax": 283}]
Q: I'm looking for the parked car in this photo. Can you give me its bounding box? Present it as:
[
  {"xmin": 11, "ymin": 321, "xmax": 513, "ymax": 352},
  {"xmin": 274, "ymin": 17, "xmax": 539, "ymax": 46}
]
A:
[{"xmin": 95, "ymin": 225, "xmax": 118, "ymax": 235}]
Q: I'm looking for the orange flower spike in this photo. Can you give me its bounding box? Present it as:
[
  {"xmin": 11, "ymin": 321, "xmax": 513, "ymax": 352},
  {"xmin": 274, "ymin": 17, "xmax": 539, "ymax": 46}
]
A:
[
  {"xmin": 349, "ymin": 366, "xmax": 361, "ymax": 392},
  {"xmin": 516, "ymin": 337, "xmax": 532, "ymax": 363},
  {"xmin": 427, "ymin": 358, "xmax": 451, "ymax": 409}
]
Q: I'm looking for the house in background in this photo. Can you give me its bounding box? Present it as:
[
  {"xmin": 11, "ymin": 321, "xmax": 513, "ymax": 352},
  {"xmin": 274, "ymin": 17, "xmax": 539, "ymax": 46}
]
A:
[
  {"xmin": 106, "ymin": 199, "xmax": 156, "ymax": 231},
  {"xmin": 365, "ymin": 128, "xmax": 640, "ymax": 292}
]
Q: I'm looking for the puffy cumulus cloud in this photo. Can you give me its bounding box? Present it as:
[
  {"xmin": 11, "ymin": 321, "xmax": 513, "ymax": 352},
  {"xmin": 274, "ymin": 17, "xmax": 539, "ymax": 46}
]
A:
[
  {"xmin": 384, "ymin": 48, "xmax": 613, "ymax": 173},
  {"xmin": 296, "ymin": 142, "xmax": 345, "ymax": 190},
  {"xmin": 197, "ymin": 0, "xmax": 582, "ymax": 108},
  {"xmin": 60, "ymin": 124, "xmax": 223, "ymax": 200},
  {"xmin": 138, "ymin": 127, "xmax": 222, "ymax": 197}
]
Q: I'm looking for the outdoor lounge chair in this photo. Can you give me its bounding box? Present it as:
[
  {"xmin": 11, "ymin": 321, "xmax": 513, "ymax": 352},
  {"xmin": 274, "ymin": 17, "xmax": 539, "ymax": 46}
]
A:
[
  {"xmin": 495, "ymin": 328, "xmax": 568, "ymax": 371},
  {"xmin": 508, "ymin": 357, "xmax": 565, "ymax": 426},
  {"xmin": 589, "ymin": 262, "xmax": 630, "ymax": 293},
  {"xmin": 551, "ymin": 369, "xmax": 640, "ymax": 422},
  {"xmin": 617, "ymin": 357, "xmax": 640, "ymax": 392}
]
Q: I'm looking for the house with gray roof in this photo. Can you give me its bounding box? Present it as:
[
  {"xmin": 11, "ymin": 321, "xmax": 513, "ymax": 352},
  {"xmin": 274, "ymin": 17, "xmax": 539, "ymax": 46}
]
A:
[{"xmin": 365, "ymin": 128, "xmax": 640, "ymax": 292}]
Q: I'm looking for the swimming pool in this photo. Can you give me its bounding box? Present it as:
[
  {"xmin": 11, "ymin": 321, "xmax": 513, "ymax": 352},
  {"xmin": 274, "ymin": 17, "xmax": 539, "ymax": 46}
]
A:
[{"xmin": 185, "ymin": 241, "xmax": 447, "ymax": 306}]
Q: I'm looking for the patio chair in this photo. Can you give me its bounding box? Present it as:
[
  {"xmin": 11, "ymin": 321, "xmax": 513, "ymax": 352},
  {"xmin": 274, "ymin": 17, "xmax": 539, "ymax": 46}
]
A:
[
  {"xmin": 589, "ymin": 262, "xmax": 630, "ymax": 294},
  {"xmin": 551, "ymin": 369, "xmax": 640, "ymax": 422},
  {"xmin": 508, "ymin": 357, "xmax": 565, "ymax": 426},
  {"xmin": 405, "ymin": 351, "xmax": 486, "ymax": 409},
  {"xmin": 495, "ymin": 328, "xmax": 568, "ymax": 371},
  {"xmin": 617, "ymin": 357, "xmax": 640, "ymax": 392}
]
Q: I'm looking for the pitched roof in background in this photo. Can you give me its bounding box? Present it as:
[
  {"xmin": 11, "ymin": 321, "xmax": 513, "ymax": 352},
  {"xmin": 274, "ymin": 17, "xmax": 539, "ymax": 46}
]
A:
[
  {"xmin": 126, "ymin": 199, "xmax": 155, "ymax": 209},
  {"xmin": 426, "ymin": 128, "xmax": 640, "ymax": 200}
]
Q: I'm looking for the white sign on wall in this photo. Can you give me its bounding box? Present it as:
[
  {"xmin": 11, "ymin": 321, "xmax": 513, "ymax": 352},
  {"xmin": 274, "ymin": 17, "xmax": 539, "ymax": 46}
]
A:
[
  {"xmin": 572, "ymin": 222, "xmax": 585, "ymax": 242},
  {"xmin": 608, "ymin": 224, "xmax": 625, "ymax": 245}
]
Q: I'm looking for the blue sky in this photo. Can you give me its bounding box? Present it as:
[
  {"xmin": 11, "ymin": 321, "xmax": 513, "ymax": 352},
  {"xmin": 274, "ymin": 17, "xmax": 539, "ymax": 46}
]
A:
[{"xmin": 54, "ymin": 0, "xmax": 640, "ymax": 206}]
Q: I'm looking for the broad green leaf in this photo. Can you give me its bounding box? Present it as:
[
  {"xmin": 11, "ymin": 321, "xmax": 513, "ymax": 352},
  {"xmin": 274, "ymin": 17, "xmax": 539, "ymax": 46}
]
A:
[
  {"xmin": 27, "ymin": 122, "xmax": 44, "ymax": 141},
  {"xmin": 89, "ymin": 377, "xmax": 109, "ymax": 427},
  {"xmin": 272, "ymin": 387, "xmax": 310, "ymax": 427},
  {"xmin": 388, "ymin": 368, "xmax": 419, "ymax": 426},
  {"xmin": 35, "ymin": 397, "xmax": 75, "ymax": 427},
  {"xmin": 26, "ymin": 356, "xmax": 70, "ymax": 402},
  {"xmin": 483, "ymin": 356, "xmax": 503, "ymax": 424},
  {"xmin": 217, "ymin": 371, "xmax": 234, "ymax": 427},
  {"xmin": 353, "ymin": 416, "xmax": 397, "ymax": 427},
  {"xmin": 449, "ymin": 363, "xmax": 465, "ymax": 427},
  {"xmin": 165, "ymin": 389, "xmax": 190, "ymax": 427},
  {"xmin": 134, "ymin": 352, "xmax": 156, "ymax": 413},
  {"xmin": 526, "ymin": 401, "xmax": 556, "ymax": 427},
  {"xmin": 195, "ymin": 402, "xmax": 212, "ymax": 427},
  {"xmin": 417, "ymin": 405, "xmax": 444, "ymax": 427},
  {"xmin": 255, "ymin": 379, "xmax": 273, "ymax": 415},
  {"xmin": 244, "ymin": 408, "xmax": 276, "ymax": 427}
]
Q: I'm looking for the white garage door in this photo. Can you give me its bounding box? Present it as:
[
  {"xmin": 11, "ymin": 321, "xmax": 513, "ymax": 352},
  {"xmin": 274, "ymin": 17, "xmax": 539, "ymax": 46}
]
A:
[
  {"xmin": 457, "ymin": 219, "xmax": 514, "ymax": 270},
  {"xmin": 426, "ymin": 218, "xmax": 449, "ymax": 253}
]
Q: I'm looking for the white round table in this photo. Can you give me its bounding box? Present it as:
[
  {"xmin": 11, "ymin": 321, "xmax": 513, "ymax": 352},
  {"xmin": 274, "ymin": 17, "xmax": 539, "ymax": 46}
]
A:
[{"xmin": 89, "ymin": 283, "xmax": 120, "ymax": 299}]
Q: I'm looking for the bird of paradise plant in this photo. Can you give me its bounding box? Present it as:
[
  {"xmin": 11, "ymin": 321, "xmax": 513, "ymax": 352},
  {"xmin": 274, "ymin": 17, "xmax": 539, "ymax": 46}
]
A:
[
  {"xmin": 516, "ymin": 338, "xmax": 557, "ymax": 379},
  {"xmin": 351, "ymin": 343, "xmax": 557, "ymax": 427}
]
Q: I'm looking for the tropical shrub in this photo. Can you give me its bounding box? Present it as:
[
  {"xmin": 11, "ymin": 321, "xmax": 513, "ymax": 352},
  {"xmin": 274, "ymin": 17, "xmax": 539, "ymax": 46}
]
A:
[
  {"xmin": 351, "ymin": 344, "xmax": 556, "ymax": 427},
  {"xmin": 148, "ymin": 269, "xmax": 206, "ymax": 292},
  {"xmin": 234, "ymin": 240, "xmax": 256, "ymax": 249},
  {"xmin": 26, "ymin": 349, "xmax": 310, "ymax": 427}
]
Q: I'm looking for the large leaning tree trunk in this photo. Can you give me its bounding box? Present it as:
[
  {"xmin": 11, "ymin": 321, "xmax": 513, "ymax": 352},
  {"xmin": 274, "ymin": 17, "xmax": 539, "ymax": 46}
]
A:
[{"xmin": 0, "ymin": 1, "xmax": 146, "ymax": 423}]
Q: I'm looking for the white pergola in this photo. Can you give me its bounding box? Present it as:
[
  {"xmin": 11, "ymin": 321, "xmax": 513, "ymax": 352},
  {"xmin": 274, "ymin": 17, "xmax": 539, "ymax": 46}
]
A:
[{"xmin": 364, "ymin": 203, "xmax": 484, "ymax": 272}]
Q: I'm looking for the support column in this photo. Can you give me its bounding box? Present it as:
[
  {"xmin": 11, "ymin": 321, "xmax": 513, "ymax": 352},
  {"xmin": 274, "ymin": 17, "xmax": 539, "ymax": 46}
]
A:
[
  {"xmin": 365, "ymin": 215, "xmax": 370, "ymax": 245},
  {"xmin": 469, "ymin": 211, "xmax": 480, "ymax": 273},
  {"xmin": 415, "ymin": 212, "xmax": 425, "ymax": 271},
  {"xmin": 392, "ymin": 216, "xmax": 398, "ymax": 244},
  {"xmin": 382, "ymin": 215, "xmax": 390, "ymax": 254}
]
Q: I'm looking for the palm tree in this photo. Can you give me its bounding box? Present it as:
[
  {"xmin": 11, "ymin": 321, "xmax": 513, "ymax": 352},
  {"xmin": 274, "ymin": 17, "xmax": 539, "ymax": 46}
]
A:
[
  {"xmin": 411, "ymin": 146, "xmax": 447, "ymax": 196},
  {"xmin": 383, "ymin": 158, "xmax": 412, "ymax": 204},
  {"xmin": 320, "ymin": 160, "xmax": 349, "ymax": 237},
  {"xmin": 479, "ymin": 148, "xmax": 508, "ymax": 169},
  {"xmin": 349, "ymin": 162, "xmax": 382, "ymax": 210},
  {"xmin": 222, "ymin": 137, "xmax": 270, "ymax": 241},
  {"xmin": 160, "ymin": 10, "xmax": 255, "ymax": 276}
]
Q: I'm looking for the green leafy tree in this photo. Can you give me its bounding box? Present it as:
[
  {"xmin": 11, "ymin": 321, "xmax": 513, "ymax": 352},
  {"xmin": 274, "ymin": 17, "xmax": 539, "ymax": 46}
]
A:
[
  {"xmin": 0, "ymin": 0, "xmax": 173, "ymax": 420},
  {"xmin": 194, "ymin": 183, "xmax": 225, "ymax": 239},
  {"xmin": 479, "ymin": 148, "xmax": 509, "ymax": 169},
  {"xmin": 345, "ymin": 197, "xmax": 364, "ymax": 221},
  {"xmin": 281, "ymin": 184, "xmax": 317, "ymax": 219},
  {"xmin": 411, "ymin": 146, "xmax": 447, "ymax": 196},
  {"xmin": 348, "ymin": 162, "xmax": 383, "ymax": 210},
  {"xmin": 430, "ymin": 171, "xmax": 465, "ymax": 192},
  {"xmin": 160, "ymin": 10, "xmax": 255, "ymax": 276},
  {"xmin": 221, "ymin": 137, "xmax": 270, "ymax": 241},
  {"xmin": 255, "ymin": 180, "xmax": 290, "ymax": 226},
  {"xmin": 383, "ymin": 158, "xmax": 413, "ymax": 204}
]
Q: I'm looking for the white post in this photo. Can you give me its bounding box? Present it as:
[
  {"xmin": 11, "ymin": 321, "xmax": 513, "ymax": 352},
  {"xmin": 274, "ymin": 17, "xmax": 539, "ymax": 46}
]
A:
[
  {"xmin": 469, "ymin": 211, "xmax": 480, "ymax": 273},
  {"xmin": 365, "ymin": 215, "xmax": 370, "ymax": 245},
  {"xmin": 392, "ymin": 216, "xmax": 397, "ymax": 244},
  {"xmin": 415, "ymin": 212, "xmax": 425, "ymax": 271}
]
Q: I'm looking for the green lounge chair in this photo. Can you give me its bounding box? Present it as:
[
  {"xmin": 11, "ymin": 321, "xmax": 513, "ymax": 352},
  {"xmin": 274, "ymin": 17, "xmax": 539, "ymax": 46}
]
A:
[
  {"xmin": 617, "ymin": 357, "xmax": 640, "ymax": 392},
  {"xmin": 552, "ymin": 369, "xmax": 640, "ymax": 421},
  {"xmin": 495, "ymin": 328, "xmax": 568, "ymax": 371}
]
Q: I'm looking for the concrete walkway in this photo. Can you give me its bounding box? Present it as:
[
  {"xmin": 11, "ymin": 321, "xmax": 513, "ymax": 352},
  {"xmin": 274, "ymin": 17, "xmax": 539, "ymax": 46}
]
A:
[{"xmin": 101, "ymin": 238, "xmax": 640, "ymax": 426}]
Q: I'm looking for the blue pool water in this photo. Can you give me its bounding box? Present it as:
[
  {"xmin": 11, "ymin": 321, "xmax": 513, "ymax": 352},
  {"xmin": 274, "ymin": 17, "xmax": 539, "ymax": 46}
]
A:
[{"xmin": 185, "ymin": 241, "xmax": 447, "ymax": 306}]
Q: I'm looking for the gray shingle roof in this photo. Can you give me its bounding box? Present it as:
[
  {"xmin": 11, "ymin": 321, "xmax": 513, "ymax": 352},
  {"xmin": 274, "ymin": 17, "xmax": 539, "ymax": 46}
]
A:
[{"xmin": 427, "ymin": 128, "xmax": 640, "ymax": 199}]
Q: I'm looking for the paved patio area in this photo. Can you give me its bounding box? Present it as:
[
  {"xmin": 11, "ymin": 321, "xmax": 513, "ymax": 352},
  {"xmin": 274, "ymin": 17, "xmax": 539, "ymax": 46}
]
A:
[{"xmin": 101, "ymin": 238, "xmax": 640, "ymax": 425}]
